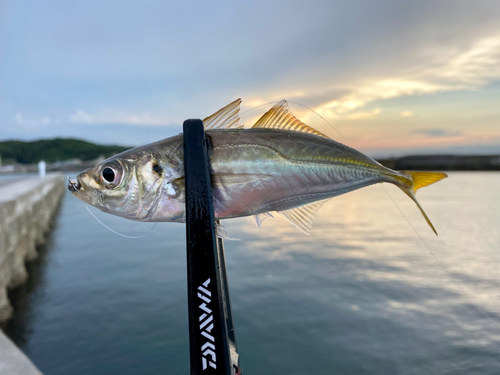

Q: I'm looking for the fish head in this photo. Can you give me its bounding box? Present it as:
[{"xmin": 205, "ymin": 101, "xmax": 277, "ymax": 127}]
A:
[{"xmin": 69, "ymin": 144, "xmax": 182, "ymax": 221}]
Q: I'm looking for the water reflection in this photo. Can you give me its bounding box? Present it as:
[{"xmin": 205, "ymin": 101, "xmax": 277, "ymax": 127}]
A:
[{"xmin": 1, "ymin": 172, "xmax": 500, "ymax": 374}]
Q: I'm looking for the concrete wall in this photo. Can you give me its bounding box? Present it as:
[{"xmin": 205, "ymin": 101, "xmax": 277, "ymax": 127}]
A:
[{"xmin": 0, "ymin": 174, "xmax": 65, "ymax": 322}]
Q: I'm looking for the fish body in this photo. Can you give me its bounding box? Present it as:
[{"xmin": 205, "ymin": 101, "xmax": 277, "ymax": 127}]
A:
[
  {"xmin": 209, "ymin": 128, "xmax": 394, "ymax": 217},
  {"xmin": 70, "ymin": 99, "xmax": 447, "ymax": 234}
]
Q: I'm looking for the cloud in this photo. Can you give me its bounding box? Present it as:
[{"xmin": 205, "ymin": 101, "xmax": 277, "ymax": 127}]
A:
[
  {"xmin": 15, "ymin": 113, "xmax": 51, "ymax": 126},
  {"xmin": 413, "ymin": 129, "xmax": 463, "ymax": 138},
  {"xmin": 438, "ymin": 37, "xmax": 500, "ymax": 85},
  {"xmin": 400, "ymin": 111, "xmax": 414, "ymax": 117},
  {"xmin": 3, "ymin": 0, "xmax": 500, "ymax": 155},
  {"xmin": 70, "ymin": 109, "xmax": 177, "ymax": 126},
  {"xmin": 283, "ymin": 89, "xmax": 353, "ymax": 109},
  {"xmin": 70, "ymin": 110, "xmax": 94, "ymax": 123},
  {"xmin": 345, "ymin": 108, "xmax": 382, "ymax": 120},
  {"xmin": 15, "ymin": 113, "xmax": 23, "ymax": 124},
  {"xmin": 292, "ymin": 35, "xmax": 500, "ymax": 118}
]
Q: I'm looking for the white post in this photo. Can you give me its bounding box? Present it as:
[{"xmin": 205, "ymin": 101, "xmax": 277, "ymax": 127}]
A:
[{"xmin": 38, "ymin": 160, "xmax": 46, "ymax": 177}]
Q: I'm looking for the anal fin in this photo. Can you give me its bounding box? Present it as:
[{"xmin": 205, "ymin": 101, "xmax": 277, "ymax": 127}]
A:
[
  {"xmin": 277, "ymin": 199, "xmax": 329, "ymax": 235},
  {"xmin": 254, "ymin": 212, "xmax": 274, "ymax": 228}
]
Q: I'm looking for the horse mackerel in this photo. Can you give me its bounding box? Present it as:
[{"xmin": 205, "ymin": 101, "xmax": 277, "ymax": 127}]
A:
[{"xmin": 68, "ymin": 99, "xmax": 447, "ymax": 235}]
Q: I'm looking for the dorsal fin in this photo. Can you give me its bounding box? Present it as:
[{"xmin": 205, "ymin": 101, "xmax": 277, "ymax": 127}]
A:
[
  {"xmin": 277, "ymin": 199, "xmax": 329, "ymax": 235},
  {"xmin": 252, "ymin": 100, "xmax": 330, "ymax": 139},
  {"xmin": 203, "ymin": 98, "xmax": 243, "ymax": 129}
]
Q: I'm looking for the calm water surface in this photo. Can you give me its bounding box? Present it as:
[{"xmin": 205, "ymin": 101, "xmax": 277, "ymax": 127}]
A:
[{"xmin": 2, "ymin": 172, "xmax": 500, "ymax": 374}]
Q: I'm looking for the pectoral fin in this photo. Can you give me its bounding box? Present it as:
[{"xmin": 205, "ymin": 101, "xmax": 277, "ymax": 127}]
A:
[
  {"xmin": 216, "ymin": 223, "xmax": 240, "ymax": 241},
  {"xmin": 212, "ymin": 173, "xmax": 273, "ymax": 187}
]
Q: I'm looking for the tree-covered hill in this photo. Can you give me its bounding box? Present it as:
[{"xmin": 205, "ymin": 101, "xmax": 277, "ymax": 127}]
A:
[{"xmin": 0, "ymin": 138, "xmax": 131, "ymax": 164}]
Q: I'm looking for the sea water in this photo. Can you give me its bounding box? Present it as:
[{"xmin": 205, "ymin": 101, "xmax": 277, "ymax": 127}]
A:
[{"xmin": 2, "ymin": 172, "xmax": 500, "ymax": 374}]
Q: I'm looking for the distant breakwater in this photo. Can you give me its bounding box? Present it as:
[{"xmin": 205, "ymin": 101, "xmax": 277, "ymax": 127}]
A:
[
  {"xmin": 0, "ymin": 174, "xmax": 65, "ymax": 321},
  {"xmin": 378, "ymin": 154, "xmax": 500, "ymax": 171}
]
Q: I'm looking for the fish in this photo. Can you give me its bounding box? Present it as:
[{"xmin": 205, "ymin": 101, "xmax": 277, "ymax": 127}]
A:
[{"xmin": 68, "ymin": 99, "xmax": 447, "ymax": 235}]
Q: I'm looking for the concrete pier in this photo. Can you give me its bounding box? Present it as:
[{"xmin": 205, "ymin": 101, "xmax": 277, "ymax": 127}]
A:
[
  {"xmin": 0, "ymin": 331, "xmax": 42, "ymax": 375},
  {"xmin": 0, "ymin": 174, "xmax": 65, "ymax": 321},
  {"xmin": 0, "ymin": 174, "xmax": 64, "ymax": 374}
]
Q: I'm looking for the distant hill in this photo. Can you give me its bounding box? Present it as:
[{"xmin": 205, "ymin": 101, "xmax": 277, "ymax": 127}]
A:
[{"xmin": 0, "ymin": 138, "xmax": 131, "ymax": 164}]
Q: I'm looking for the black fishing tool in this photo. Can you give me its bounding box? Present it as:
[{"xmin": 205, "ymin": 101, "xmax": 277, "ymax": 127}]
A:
[{"xmin": 183, "ymin": 119, "xmax": 241, "ymax": 375}]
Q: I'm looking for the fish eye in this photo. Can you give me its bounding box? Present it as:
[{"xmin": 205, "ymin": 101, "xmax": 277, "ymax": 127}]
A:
[
  {"xmin": 153, "ymin": 163, "xmax": 162, "ymax": 174},
  {"xmin": 100, "ymin": 164, "xmax": 123, "ymax": 187},
  {"xmin": 102, "ymin": 167, "xmax": 115, "ymax": 182}
]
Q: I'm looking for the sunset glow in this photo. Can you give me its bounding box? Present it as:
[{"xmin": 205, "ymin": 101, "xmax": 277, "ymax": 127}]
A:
[{"xmin": 1, "ymin": 1, "xmax": 499, "ymax": 156}]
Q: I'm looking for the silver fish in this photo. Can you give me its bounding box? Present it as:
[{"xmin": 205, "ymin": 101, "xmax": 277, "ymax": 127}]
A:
[{"xmin": 69, "ymin": 99, "xmax": 447, "ymax": 235}]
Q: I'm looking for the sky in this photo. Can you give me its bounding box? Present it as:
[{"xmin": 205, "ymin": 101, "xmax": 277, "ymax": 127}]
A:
[{"xmin": 1, "ymin": 0, "xmax": 500, "ymax": 157}]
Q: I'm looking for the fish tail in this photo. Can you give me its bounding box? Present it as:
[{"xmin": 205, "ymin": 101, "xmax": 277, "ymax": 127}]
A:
[{"xmin": 398, "ymin": 171, "xmax": 448, "ymax": 235}]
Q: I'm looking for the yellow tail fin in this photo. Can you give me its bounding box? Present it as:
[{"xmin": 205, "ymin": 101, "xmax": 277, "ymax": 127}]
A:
[
  {"xmin": 402, "ymin": 171, "xmax": 448, "ymax": 193},
  {"xmin": 400, "ymin": 171, "xmax": 448, "ymax": 235}
]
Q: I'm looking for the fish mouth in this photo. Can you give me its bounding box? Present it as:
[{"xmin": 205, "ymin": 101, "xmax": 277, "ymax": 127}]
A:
[{"xmin": 67, "ymin": 176, "xmax": 81, "ymax": 192}]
